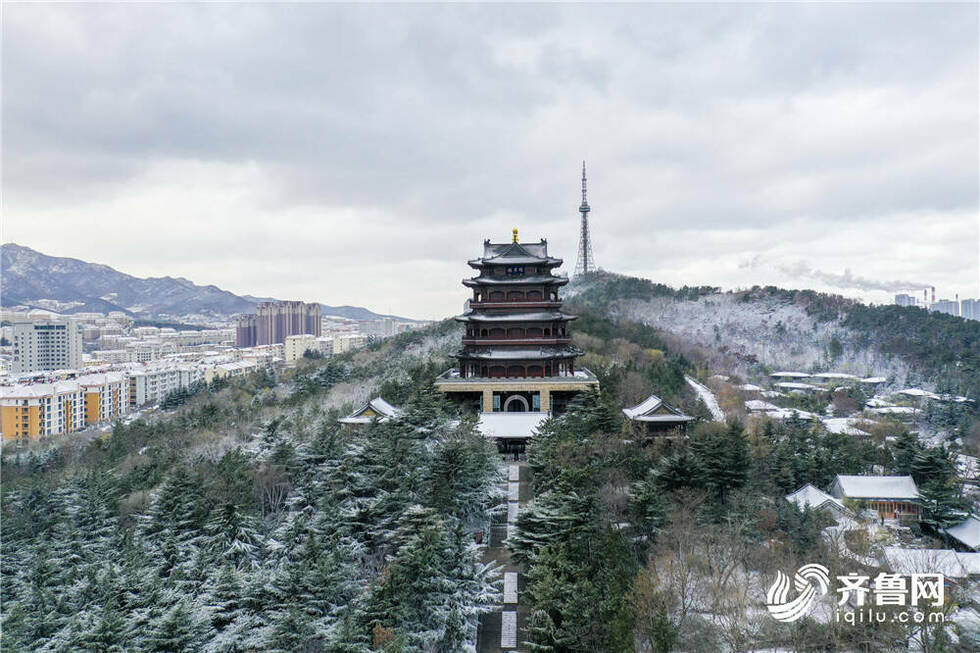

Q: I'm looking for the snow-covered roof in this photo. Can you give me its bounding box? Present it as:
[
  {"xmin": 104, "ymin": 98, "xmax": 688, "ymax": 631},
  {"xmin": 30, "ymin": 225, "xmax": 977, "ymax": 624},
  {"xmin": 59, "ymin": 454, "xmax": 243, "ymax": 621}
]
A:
[
  {"xmin": 456, "ymin": 311, "xmax": 576, "ymax": 323},
  {"xmin": 458, "ymin": 347, "xmax": 580, "ymax": 361},
  {"xmin": 338, "ymin": 397, "xmax": 404, "ymax": 425},
  {"xmin": 812, "ymin": 372, "xmax": 859, "ymax": 380},
  {"xmin": 709, "ymin": 374, "xmax": 730, "ymax": 382},
  {"xmin": 737, "ymin": 383, "xmax": 763, "ymax": 392},
  {"xmin": 821, "ymin": 417, "xmax": 871, "ymax": 437},
  {"xmin": 775, "ymin": 382, "xmax": 820, "ymax": 391},
  {"xmin": 477, "ymin": 411, "xmax": 549, "ymax": 439},
  {"xmin": 770, "ymin": 371, "xmax": 811, "ymax": 378},
  {"xmin": 866, "ymin": 397, "xmax": 895, "ymax": 408},
  {"xmin": 944, "ymin": 517, "xmax": 980, "ymax": 551},
  {"xmin": 957, "ymin": 552, "xmax": 980, "ymax": 575},
  {"xmin": 833, "ymin": 475, "xmax": 919, "ymax": 500},
  {"xmin": 860, "ymin": 377, "xmax": 887, "ymax": 384},
  {"xmin": 622, "ymin": 394, "xmax": 694, "ymax": 423},
  {"xmin": 786, "ymin": 484, "xmax": 851, "ymax": 515},
  {"xmin": 745, "ymin": 399, "xmax": 779, "ymax": 412},
  {"xmin": 869, "ymin": 406, "xmax": 921, "ymax": 416},
  {"xmin": 764, "ymin": 408, "xmax": 819, "ymax": 421},
  {"xmin": 760, "ymin": 390, "xmax": 787, "ymax": 399},
  {"xmin": 883, "ymin": 547, "xmax": 969, "ymax": 579},
  {"xmin": 898, "ymin": 388, "xmax": 940, "ymax": 399}
]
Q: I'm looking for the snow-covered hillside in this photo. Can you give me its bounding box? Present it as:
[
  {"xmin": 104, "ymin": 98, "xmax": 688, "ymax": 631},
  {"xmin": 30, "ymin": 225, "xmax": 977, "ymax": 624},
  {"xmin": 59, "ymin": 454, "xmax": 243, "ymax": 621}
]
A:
[{"xmin": 569, "ymin": 276, "xmax": 913, "ymax": 384}]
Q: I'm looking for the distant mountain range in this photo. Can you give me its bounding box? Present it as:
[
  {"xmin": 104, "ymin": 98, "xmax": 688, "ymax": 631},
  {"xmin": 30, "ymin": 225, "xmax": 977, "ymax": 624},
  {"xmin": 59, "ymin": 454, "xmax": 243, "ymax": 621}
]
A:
[{"xmin": 0, "ymin": 243, "xmax": 416, "ymax": 322}]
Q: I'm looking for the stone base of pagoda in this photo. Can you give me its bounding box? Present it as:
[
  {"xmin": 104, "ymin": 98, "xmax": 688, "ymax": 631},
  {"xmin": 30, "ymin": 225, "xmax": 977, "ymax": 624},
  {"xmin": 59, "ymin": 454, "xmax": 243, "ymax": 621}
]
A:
[{"xmin": 435, "ymin": 368, "xmax": 598, "ymax": 413}]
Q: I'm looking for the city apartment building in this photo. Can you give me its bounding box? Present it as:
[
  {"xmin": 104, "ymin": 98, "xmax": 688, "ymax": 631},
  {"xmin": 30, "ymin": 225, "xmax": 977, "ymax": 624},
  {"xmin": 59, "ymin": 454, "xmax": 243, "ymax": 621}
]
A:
[
  {"xmin": 333, "ymin": 333, "xmax": 368, "ymax": 355},
  {"xmin": 128, "ymin": 364, "xmax": 206, "ymax": 408},
  {"xmin": 236, "ymin": 301, "xmax": 321, "ymax": 347},
  {"xmin": 0, "ymin": 372, "xmax": 125, "ymax": 441},
  {"xmin": 284, "ymin": 334, "xmax": 318, "ymax": 362},
  {"xmin": 79, "ymin": 373, "xmax": 128, "ymax": 425},
  {"xmin": 1, "ymin": 382, "xmax": 85, "ymax": 440},
  {"xmin": 10, "ymin": 320, "xmax": 82, "ymax": 373}
]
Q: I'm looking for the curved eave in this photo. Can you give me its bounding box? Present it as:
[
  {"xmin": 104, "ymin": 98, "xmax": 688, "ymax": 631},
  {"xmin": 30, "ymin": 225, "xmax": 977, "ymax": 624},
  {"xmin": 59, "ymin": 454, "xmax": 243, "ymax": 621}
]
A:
[
  {"xmin": 467, "ymin": 256, "xmax": 563, "ymax": 268},
  {"xmin": 455, "ymin": 311, "xmax": 578, "ymax": 323},
  {"xmin": 463, "ymin": 276, "xmax": 569, "ymax": 287},
  {"xmin": 453, "ymin": 347, "xmax": 583, "ymax": 361}
]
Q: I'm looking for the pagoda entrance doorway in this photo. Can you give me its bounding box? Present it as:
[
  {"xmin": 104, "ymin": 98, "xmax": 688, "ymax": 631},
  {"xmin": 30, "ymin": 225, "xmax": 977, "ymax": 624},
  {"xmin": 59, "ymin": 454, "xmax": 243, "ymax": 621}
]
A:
[{"xmin": 503, "ymin": 395, "xmax": 529, "ymax": 412}]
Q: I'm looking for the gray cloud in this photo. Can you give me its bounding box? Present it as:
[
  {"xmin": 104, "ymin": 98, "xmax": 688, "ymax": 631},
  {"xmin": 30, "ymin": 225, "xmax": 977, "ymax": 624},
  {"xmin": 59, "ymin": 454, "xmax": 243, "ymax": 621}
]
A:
[{"xmin": 2, "ymin": 4, "xmax": 977, "ymax": 318}]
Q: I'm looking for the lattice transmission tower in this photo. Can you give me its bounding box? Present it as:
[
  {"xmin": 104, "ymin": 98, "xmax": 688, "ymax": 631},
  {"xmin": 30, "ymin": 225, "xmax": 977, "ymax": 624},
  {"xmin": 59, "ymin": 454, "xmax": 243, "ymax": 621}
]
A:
[{"xmin": 574, "ymin": 161, "xmax": 597, "ymax": 276}]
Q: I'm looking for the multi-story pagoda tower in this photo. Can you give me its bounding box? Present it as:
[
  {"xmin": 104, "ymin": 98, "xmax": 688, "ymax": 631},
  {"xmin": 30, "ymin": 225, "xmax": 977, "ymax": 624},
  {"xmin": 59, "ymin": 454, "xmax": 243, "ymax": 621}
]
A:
[{"xmin": 436, "ymin": 229, "xmax": 598, "ymax": 416}]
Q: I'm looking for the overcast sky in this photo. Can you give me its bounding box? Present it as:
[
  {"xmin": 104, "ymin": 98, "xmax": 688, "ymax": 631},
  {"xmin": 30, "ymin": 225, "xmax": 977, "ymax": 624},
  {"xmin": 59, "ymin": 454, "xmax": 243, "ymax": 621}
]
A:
[{"xmin": 3, "ymin": 3, "xmax": 977, "ymax": 319}]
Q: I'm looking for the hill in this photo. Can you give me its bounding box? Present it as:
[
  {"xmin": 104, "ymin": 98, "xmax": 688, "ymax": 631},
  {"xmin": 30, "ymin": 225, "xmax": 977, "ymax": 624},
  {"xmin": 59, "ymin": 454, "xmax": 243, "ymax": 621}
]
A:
[
  {"xmin": 0, "ymin": 243, "xmax": 416, "ymax": 322},
  {"xmin": 567, "ymin": 272, "xmax": 980, "ymax": 398}
]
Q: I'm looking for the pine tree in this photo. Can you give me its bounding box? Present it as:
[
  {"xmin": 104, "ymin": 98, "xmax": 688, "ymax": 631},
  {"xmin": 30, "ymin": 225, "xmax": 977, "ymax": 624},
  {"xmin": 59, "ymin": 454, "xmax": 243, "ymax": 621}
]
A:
[{"xmin": 144, "ymin": 597, "xmax": 205, "ymax": 652}]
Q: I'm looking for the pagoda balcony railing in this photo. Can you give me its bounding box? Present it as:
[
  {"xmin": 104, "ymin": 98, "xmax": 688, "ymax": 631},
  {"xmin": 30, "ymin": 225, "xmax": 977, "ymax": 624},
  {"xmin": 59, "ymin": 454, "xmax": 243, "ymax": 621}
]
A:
[
  {"xmin": 469, "ymin": 301, "xmax": 562, "ymax": 309},
  {"xmin": 461, "ymin": 337, "xmax": 571, "ymax": 346}
]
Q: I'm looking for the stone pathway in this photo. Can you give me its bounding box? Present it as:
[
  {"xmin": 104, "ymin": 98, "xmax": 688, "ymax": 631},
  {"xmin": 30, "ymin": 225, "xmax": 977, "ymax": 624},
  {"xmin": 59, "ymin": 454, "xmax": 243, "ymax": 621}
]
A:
[{"xmin": 477, "ymin": 461, "xmax": 531, "ymax": 653}]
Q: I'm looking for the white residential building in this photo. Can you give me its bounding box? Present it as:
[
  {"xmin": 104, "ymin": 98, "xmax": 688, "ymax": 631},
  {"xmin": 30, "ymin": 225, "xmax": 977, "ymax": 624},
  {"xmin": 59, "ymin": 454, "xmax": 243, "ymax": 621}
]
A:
[
  {"xmin": 10, "ymin": 320, "xmax": 83, "ymax": 373},
  {"xmin": 128, "ymin": 363, "xmax": 206, "ymax": 408},
  {"xmin": 284, "ymin": 334, "xmax": 317, "ymax": 363},
  {"xmin": 333, "ymin": 333, "xmax": 368, "ymax": 355}
]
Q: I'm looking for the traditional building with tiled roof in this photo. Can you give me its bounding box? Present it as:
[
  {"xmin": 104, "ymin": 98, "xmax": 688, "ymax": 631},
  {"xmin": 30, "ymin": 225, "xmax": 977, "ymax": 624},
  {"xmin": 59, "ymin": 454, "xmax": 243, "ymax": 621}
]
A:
[{"xmin": 436, "ymin": 229, "xmax": 598, "ymax": 450}]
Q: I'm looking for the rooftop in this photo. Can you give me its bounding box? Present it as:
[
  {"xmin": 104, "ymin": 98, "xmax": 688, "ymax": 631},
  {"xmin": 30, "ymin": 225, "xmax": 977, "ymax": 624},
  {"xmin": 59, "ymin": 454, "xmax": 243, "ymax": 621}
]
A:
[
  {"xmin": 476, "ymin": 411, "xmax": 550, "ymax": 439},
  {"xmin": 833, "ymin": 474, "xmax": 919, "ymax": 500},
  {"xmin": 622, "ymin": 394, "xmax": 694, "ymax": 423},
  {"xmin": 944, "ymin": 516, "xmax": 980, "ymax": 551},
  {"xmin": 436, "ymin": 367, "xmax": 598, "ymax": 385},
  {"xmin": 468, "ymin": 238, "xmax": 562, "ymax": 268},
  {"xmin": 338, "ymin": 396, "xmax": 404, "ymax": 425},
  {"xmin": 456, "ymin": 311, "xmax": 577, "ymax": 323},
  {"xmin": 786, "ymin": 484, "xmax": 850, "ymax": 514}
]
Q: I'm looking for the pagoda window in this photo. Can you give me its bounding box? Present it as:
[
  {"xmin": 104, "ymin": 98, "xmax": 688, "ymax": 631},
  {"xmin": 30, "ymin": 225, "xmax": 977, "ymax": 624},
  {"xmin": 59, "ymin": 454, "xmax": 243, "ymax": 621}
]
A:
[
  {"xmin": 506, "ymin": 265, "xmax": 524, "ymax": 276},
  {"xmin": 551, "ymin": 291, "xmax": 559, "ymax": 301},
  {"xmin": 527, "ymin": 327, "xmax": 542, "ymax": 337},
  {"xmin": 489, "ymin": 327, "xmax": 505, "ymax": 338},
  {"xmin": 489, "ymin": 291, "xmax": 505, "ymax": 301},
  {"xmin": 527, "ymin": 290, "xmax": 542, "ymax": 301},
  {"xmin": 490, "ymin": 366, "xmax": 505, "ymax": 378},
  {"xmin": 480, "ymin": 365, "xmax": 488, "ymax": 377},
  {"xmin": 528, "ymin": 365, "xmax": 543, "ymax": 378},
  {"xmin": 507, "ymin": 290, "xmax": 524, "ymax": 301},
  {"xmin": 507, "ymin": 327, "xmax": 524, "ymax": 338},
  {"xmin": 507, "ymin": 365, "xmax": 525, "ymax": 377},
  {"xmin": 480, "ymin": 328, "xmax": 488, "ymax": 337},
  {"xmin": 543, "ymin": 328, "xmax": 551, "ymax": 336}
]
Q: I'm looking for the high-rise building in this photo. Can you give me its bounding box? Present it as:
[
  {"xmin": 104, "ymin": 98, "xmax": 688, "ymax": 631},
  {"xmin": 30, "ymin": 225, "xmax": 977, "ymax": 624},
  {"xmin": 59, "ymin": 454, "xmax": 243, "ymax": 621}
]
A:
[
  {"xmin": 10, "ymin": 320, "xmax": 83, "ymax": 373},
  {"xmin": 930, "ymin": 299, "xmax": 960, "ymax": 317},
  {"xmin": 236, "ymin": 301, "xmax": 322, "ymax": 347},
  {"xmin": 436, "ymin": 229, "xmax": 598, "ymax": 416},
  {"xmin": 959, "ymin": 298, "xmax": 979, "ymax": 321}
]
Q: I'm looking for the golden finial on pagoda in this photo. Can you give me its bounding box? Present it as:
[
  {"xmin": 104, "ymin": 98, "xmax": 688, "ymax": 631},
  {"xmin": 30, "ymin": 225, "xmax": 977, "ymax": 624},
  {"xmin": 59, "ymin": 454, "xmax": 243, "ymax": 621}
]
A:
[{"xmin": 512, "ymin": 227, "xmax": 519, "ymax": 243}]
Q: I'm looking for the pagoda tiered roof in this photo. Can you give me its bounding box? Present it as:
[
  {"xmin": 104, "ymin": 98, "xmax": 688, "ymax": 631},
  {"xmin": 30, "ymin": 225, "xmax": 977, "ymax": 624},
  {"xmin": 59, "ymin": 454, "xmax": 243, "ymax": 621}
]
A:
[
  {"xmin": 456, "ymin": 310, "xmax": 577, "ymax": 323},
  {"xmin": 467, "ymin": 239, "xmax": 562, "ymax": 268},
  {"xmin": 463, "ymin": 274, "xmax": 568, "ymax": 287},
  {"xmin": 454, "ymin": 346, "xmax": 582, "ymax": 361}
]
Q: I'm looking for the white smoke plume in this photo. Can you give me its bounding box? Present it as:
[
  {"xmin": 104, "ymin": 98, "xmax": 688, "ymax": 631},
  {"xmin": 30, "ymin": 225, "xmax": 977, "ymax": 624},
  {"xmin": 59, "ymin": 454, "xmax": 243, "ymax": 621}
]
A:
[{"xmin": 740, "ymin": 256, "xmax": 928, "ymax": 292}]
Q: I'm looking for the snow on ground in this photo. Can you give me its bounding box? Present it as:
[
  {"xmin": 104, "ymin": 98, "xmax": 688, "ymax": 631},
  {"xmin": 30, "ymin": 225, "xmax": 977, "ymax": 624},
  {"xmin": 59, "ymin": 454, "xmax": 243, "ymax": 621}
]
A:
[
  {"xmin": 686, "ymin": 375, "xmax": 725, "ymax": 421},
  {"xmin": 611, "ymin": 293, "xmax": 911, "ymax": 381}
]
